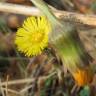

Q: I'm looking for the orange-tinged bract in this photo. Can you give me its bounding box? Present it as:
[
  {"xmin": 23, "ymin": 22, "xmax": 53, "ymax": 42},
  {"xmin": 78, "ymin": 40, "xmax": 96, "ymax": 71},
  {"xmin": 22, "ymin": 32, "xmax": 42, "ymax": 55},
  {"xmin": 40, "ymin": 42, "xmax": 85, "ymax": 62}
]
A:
[
  {"xmin": 73, "ymin": 67, "xmax": 93, "ymax": 86},
  {"xmin": 49, "ymin": 22, "xmax": 94, "ymax": 86}
]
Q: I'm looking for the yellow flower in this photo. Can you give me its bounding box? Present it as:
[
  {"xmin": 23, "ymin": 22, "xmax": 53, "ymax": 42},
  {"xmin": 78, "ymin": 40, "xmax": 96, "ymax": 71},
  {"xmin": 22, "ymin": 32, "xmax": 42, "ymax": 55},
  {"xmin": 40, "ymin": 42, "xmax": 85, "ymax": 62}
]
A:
[{"xmin": 15, "ymin": 16, "xmax": 51, "ymax": 57}]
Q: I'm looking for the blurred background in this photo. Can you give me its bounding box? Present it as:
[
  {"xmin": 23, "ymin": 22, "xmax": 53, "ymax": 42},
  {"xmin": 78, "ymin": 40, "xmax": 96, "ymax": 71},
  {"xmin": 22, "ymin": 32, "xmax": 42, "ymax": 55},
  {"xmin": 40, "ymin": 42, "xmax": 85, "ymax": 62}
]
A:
[{"xmin": 0, "ymin": 0, "xmax": 96, "ymax": 96}]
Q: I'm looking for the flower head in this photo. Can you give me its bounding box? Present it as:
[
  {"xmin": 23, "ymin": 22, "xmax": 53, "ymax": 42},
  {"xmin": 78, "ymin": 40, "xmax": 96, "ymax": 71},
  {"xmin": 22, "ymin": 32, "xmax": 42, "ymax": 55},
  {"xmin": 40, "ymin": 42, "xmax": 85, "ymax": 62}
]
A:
[{"xmin": 15, "ymin": 16, "xmax": 51, "ymax": 57}]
